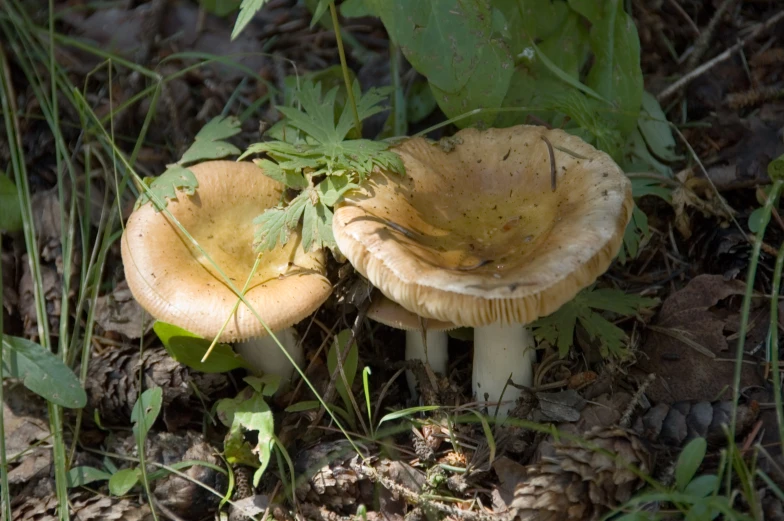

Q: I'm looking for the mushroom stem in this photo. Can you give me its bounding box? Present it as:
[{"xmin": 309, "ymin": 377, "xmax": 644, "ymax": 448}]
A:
[
  {"xmin": 234, "ymin": 327, "xmax": 304, "ymax": 386},
  {"xmin": 405, "ymin": 329, "xmax": 449, "ymax": 398},
  {"xmin": 472, "ymin": 325, "xmax": 535, "ymax": 417}
]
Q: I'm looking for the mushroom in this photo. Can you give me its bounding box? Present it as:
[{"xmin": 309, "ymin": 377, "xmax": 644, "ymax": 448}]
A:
[
  {"xmin": 122, "ymin": 160, "xmax": 332, "ymax": 384},
  {"xmin": 333, "ymin": 125, "xmax": 632, "ymax": 416},
  {"xmin": 366, "ymin": 294, "xmax": 456, "ymax": 397}
]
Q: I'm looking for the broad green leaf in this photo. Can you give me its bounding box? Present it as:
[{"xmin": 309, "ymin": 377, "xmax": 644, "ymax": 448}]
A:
[
  {"xmin": 492, "ymin": 0, "xmax": 570, "ymax": 54},
  {"xmin": 216, "ymin": 386, "xmax": 275, "ymax": 484},
  {"xmin": 0, "ymin": 173, "xmax": 22, "ymax": 232},
  {"xmin": 685, "ymin": 474, "xmax": 719, "ymax": 498},
  {"xmin": 676, "ymin": 438, "xmax": 707, "ymax": 492},
  {"xmin": 625, "ymin": 126, "xmax": 673, "ymax": 176},
  {"xmin": 244, "ymin": 374, "xmax": 280, "ymax": 397},
  {"xmin": 327, "ymin": 329, "xmax": 359, "ymax": 418},
  {"xmin": 569, "ymin": 0, "xmax": 643, "ymax": 135},
  {"xmin": 749, "ymin": 207, "xmax": 766, "ymax": 233},
  {"xmin": 378, "ymin": 405, "xmax": 441, "ymax": 426},
  {"xmin": 232, "ymin": 0, "xmax": 270, "ymax": 40},
  {"xmin": 2, "ymin": 335, "xmax": 87, "ymax": 408},
  {"xmin": 406, "ymin": 79, "xmax": 437, "ymax": 124},
  {"xmin": 179, "ymin": 116, "xmax": 242, "ymax": 164},
  {"xmin": 631, "ymin": 174, "xmax": 673, "ymax": 203},
  {"xmin": 67, "ymin": 466, "xmax": 112, "ymax": 488},
  {"xmin": 638, "ymin": 91, "xmax": 681, "ymax": 163},
  {"xmin": 108, "ymin": 468, "xmax": 141, "ymax": 496},
  {"xmin": 769, "ymin": 152, "xmax": 784, "ymax": 181},
  {"xmin": 131, "ymin": 387, "xmax": 163, "ymax": 441},
  {"xmin": 135, "ymin": 165, "xmax": 198, "ymax": 211},
  {"xmin": 368, "ymin": 0, "xmax": 514, "ymax": 127},
  {"xmin": 340, "ymin": 0, "xmax": 376, "ymax": 17},
  {"xmin": 155, "ymin": 321, "xmax": 249, "ymax": 373}
]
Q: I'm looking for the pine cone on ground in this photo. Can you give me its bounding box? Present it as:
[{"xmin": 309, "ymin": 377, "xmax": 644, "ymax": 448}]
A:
[
  {"xmin": 509, "ymin": 427, "xmax": 651, "ymax": 521},
  {"xmin": 84, "ymin": 345, "xmax": 228, "ymax": 428}
]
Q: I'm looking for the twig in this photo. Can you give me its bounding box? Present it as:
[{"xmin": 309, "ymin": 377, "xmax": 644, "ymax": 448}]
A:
[
  {"xmin": 668, "ymin": 0, "xmax": 701, "ymax": 37},
  {"xmin": 683, "ymin": 0, "xmax": 736, "ymax": 71},
  {"xmin": 620, "ymin": 373, "xmax": 655, "ymax": 428},
  {"xmin": 657, "ymin": 8, "xmax": 784, "ymax": 101}
]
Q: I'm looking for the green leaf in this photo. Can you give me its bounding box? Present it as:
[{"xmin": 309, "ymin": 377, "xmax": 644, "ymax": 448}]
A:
[
  {"xmin": 253, "ymin": 160, "xmax": 308, "ymax": 189},
  {"xmin": 340, "ymin": 0, "xmax": 376, "ymax": 17},
  {"xmin": 131, "ymin": 387, "xmax": 163, "ymax": 442},
  {"xmin": 284, "ymin": 400, "xmax": 320, "ymax": 413},
  {"xmin": 327, "ymin": 329, "xmax": 359, "ymax": 419},
  {"xmin": 108, "ymin": 468, "xmax": 141, "ymax": 496},
  {"xmin": 620, "ymin": 204, "xmax": 650, "ymax": 262},
  {"xmin": 135, "ymin": 165, "xmax": 198, "ymax": 211},
  {"xmin": 406, "ymin": 79, "xmax": 437, "ymax": 124},
  {"xmin": 532, "ymin": 40, "xmax": 607, "ymax": 105},
  {"xmin": 232, "ymin": 0, "xmax": 270, "ymax": 40},
  {"xmin": 769, "ymin": 152, "xmax": 784, "ymax": 182},
  {"xmin": 569, "ymin": 0, "xmax": 643, "ymax": 136},
  {"xmin": 216, "ymin": 386, "xmax": 275, "ymax": 484},
  {"xmin": 378, "ymin": 405, "xmax": 441, "ymax": 426},
  {"xmin": 631, "ymin": 175, "xmax": 673, "ymax": 203},
  {"xmin": 0, "ymin": 173, "xmax": 22, "ymax": 232},
  {"xmin": 179, "ymin": 116, "xmax": 242, "ymax": 164},
  {"xmin": 253, "ymin": 191, "xmax": 309, "ymax": 251},
  {"xmin": 531, "ymin": 286, "xmax": 657, "ymax": 359},
  {"xmin": 685, "ymin": 474, "xmax": 719, "ymax": 498},
  {"xmin": 200, "ymin": 0, "xmax": 242, "ymax": 17},
  {"xmin": 676, "ymin": 438, "xmax": 707, "ymax": 492},
  {"xmin": 67, "ymin": 466, "xmax": 112, "ymax": 488},
  {"xmin": 310, "ymin": 0, "xmax": 331, "ymax": 28},
  {"xmin": 368, "ymin": 0, "xmax": 513, "ymax": 127},
  {"xmin": 155, "ymin": 321, "xmax": 249, "ymax": 373},
  {"xmin": 637, "ymin": 91, "xmax": 681, "ymax": 163},
  {"xmin": 2, "ymin": 335, "xmax": 87, "ymax": 408}
]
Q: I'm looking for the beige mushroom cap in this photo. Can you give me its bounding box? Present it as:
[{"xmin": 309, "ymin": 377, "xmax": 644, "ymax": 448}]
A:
[
  {"xmin": 367, "ymin": 295, "xmax": 457, "ymax": 332},
  {"xmin": 122, "ymin": 160, "xmax": 332, "ymax": 342},
  {"xmin": 333, "ymin": 125, "xmax": 633, "ymax": 328}
]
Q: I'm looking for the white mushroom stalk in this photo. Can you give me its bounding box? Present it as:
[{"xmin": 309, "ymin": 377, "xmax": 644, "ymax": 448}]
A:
[
  {"xmin": 333, "ymin": 125, "xmax": 633, "ymax": 419},
  {"xmin": 234, "ymin": 328, "xmax": 304, "ymax": 385},
  {"xmin": 472, "ymin": 325, "xmax": 535, "ymax": 416},
  {"xmin": 367, "ymin": 297, "xmax": 454, "ymax": 398}
]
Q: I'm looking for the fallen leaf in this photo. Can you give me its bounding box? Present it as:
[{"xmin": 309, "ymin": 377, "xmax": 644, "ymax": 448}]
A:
[
  {"xmin": 3, "ymin": 383, "xmax": 52, "ymax": 485},
  {"xmin": 93, "ymin": 281, "xmax": 154, "ymax": 339},
  {"xmin": 638, "ymin": 274, "xmax": 764, "ymax": 403},
  {"xmin": 672, "ymin": 170, "xmax": 735, "ymax": 239}
]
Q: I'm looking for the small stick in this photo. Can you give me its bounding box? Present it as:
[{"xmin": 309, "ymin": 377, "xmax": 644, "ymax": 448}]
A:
[
  {"xmin": 620, "ymin": 373, "xmax": 656, "ymax": 428},
  {"xmin": 658, "ymin": 8, "xmax": 784, "ymax": 100}
]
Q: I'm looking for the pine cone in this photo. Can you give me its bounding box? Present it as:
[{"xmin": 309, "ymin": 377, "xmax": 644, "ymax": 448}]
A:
[
  {"xmin": 633, "ymin": 400, "xmax": 759, "ymax": 447},
  {"xmin": 294, "ymin": 440, "xmax": 374, "ymax": 513},
  {"xmin": 509, "ymin": 427, "xmax": 651, "ymax": 521},
  {"xmin": 84, "ymin": 345, "xmax": 228, "ymax": 428},
  {"xmin": 11, "ymin": 479, "xmax": 153, "ymax": 521}
]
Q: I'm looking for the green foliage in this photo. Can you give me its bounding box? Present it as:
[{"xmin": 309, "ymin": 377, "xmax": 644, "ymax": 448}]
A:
[
  {"xmin": 0, "ymin": 172, "xmax": 22, "ymax": 232},
  {"xmin": 769, "ymin": 152, "xmax": 784, "ymax": 182},
  {"xmin": 135, "ymin": 116, "xmax": 241, "ymax": 210},
  {"xmin": 154, "ymin": 321, "xmax": 250, "ymax": 373},
  {"xmin": 231, "ymin": 0, "xmax": 270, "ymax": 40},
  {"xmin": 241, "ymin": 80, "xmax": 404, "ymax": 254},
  {"xmin": 1, "ymin": 335, "xmax": 87, "ymax": 408},
  {"xmin": 109, "ymin": 468, "xmax": 142, "ymax": 496},
  {"xmin": 200, "ymin": 0, "xmax": 243, "ymax": 18},
  {"xmin": 676, "ymin": 438, "xmax": 708, "ymax": 492},
  {"xmin": 327, "ymin": 329, "xmax": 359, "ymax": 428},
  {"xmin": 215, "ymin": 376, "xmax": 278, "ymax": 487},
  {"xmin": 66, "ymin": 466, "xmax": 112, "ymax": 488},
  {"xmin": 531, "ymin": 286, "xmax": 657, "ymax": 358}
]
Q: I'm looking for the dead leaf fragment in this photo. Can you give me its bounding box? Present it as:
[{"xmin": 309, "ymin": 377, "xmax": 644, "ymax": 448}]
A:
[{"xmin": 93, "ymin": 281, "xmax": 154, "ymax": 338}]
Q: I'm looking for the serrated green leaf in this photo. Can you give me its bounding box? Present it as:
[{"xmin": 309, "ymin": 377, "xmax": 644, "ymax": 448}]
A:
[
  {"xmin": 582, "ymin": 288, "xmax": 658, "ymax": 315},
  {"xmin": 232, "ymin": 0, "xmax": 269, "ymax": 40},
  {"xmin": 317, "ymin": 175, "xmax": 360, "ymax": 206},
  {"xmin": 154, "ymin": 321, "xmax": 249, "ymax": 373},
  {"xmin": 0, "ymin": 173, "xmax": 22, "ymax": 232},
  {"xmin": 578, "ymin": 311, "xmax": 629, "ymax": 358},
  {"xmin": 179, "ymin": 116, "xmax": 242, "ymax": 164},
  {"xmin": 253, "ymin": 159, "xmax": 308, "ymax": 189},
  {"xmin": 135, "ymin": 165, "xmax": 198, "ymax": 210},
  {"xmin": 302, "ymin": 200, "xmax": 337, "ymax": 253},
  {"xmin": 253, "ymin": 192, "xmax": 308, "ymax": 251},
  {"xmin": 108, "ymin": 468, "xmax": 141, "ymax": 496},
  {"xmin": 2, "ymin": 335, "xmax": 87, "ymax": 408},
  {"xmin": 620, "ymin": 204, "xmax": 650, "ymax": 262},
  {"xmin": 676, "ymin": 438, "xmax": 707, "ymax": 492},
  {"xmin": 67, "ymin": 466, "xmax": 112, "ymax": 488},
  {"xmin": 131, "ymin": 387, "xmax": 162, "ymax": 442}
]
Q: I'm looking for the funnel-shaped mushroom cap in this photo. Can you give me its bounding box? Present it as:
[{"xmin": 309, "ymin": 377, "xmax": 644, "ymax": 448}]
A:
[
  {"xmin": 122, "ymin": 161, "xmax": 332, "ymax": 341},
  {"xmin": 368, "ymin": 296, "xmax": 457, "ymax": 332},
  {"xmin": 333, "ymin": 125, "xmax": 633, "ymax": 327}
]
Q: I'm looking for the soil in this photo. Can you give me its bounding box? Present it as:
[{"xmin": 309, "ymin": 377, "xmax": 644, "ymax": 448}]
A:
[{"xmin": 3, "ymin": 1, "xmax": 784, "ymax": 520}]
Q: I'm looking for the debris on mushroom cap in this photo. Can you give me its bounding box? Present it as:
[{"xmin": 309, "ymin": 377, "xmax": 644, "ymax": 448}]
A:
[
  {"xmin": 122, "ymin": 160, "xmax": 332, "ymax": 342},
  {"xmin": 333, "ymin": 125, "xmax": 633, "ymax": 328},
  {"xmin": 367, "ymin": 295, "xmax": 457, "ymax": 332}
]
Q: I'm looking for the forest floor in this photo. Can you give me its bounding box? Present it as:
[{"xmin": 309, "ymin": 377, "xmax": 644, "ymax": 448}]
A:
[{"xmin": 3, "ymin": 1, "xmax": 784, "ymax": 520}]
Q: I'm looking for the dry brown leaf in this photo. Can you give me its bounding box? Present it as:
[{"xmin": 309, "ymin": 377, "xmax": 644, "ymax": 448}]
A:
[
  {"xmin": 672, "ymin": 169, "xmax": 735, "ymax": 239},
  {"xmin": 93, "ymin": 281, "xmax": 154, "ymax": 338},
  {"xmin": 3, "ymin": 383, "xmax": 51, "ymax": 485},
  {"xmin": 638, "ymin": 274, "xmax": 764, "ymax": 403}
]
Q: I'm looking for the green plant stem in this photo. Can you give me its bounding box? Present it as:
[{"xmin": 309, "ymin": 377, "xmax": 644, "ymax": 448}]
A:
[
  {"xmin": 329, "ymin": 1, "xmax": 361, "ymax": 138},
  {"xmin": 770, "ymin": 211, "xmax": 784, "ymax": 454},
  {"xmin": 731, "ymin": 178, "xmax": 783, "ymax": 487},
  {"xmin": 0, "ymin": 242, "xmax": 11, "ymax": 521}
]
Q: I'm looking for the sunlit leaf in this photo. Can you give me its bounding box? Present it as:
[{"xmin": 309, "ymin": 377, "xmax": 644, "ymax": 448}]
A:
[{"xmin": 155, "ymin": 321, "xmax": 249, "ymax": 373}]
